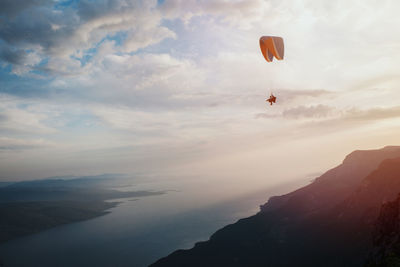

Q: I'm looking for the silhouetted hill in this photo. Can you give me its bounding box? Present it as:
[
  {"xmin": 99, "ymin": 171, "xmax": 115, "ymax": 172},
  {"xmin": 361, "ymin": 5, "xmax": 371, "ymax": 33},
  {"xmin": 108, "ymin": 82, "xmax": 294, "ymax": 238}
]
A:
[
  {"xmin": 151, "ymin": 146, "xmax": 400, "ymax": 267},
  {"xmin": 366, "ymin": 193, "xmax": 400, "ymax": 266},
  {"xmin": 262, "ymin": 146, "xmax": 400, "ymax": 214}
]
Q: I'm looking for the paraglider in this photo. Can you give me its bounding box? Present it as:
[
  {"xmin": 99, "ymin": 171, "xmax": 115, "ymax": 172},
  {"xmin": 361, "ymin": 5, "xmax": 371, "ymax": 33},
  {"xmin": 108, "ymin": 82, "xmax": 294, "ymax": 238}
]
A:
[
  {"xmin": 259, "ymin": 36, "xmax": 284, "ymax": 106},
  {"xmin": 266, "ymin": 94, "xmax": 276, "ymax": 105},
  {"xmin": 259, "ymin": 36, "xmax": 284, "ymax": 62}
]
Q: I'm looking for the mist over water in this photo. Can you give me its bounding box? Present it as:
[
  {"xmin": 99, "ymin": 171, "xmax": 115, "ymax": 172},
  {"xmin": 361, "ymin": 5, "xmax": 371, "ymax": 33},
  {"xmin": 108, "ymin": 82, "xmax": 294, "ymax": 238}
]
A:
[{"xmin": 0, "ymin": 175, "xmax": 307, "ymax": 267}]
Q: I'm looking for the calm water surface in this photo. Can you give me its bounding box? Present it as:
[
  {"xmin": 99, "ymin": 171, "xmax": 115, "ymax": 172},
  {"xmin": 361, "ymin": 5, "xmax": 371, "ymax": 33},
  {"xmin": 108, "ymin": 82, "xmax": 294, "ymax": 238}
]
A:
[{"xmin": 0, "ymin": 177, "xmax": 307, "ymax": 267}]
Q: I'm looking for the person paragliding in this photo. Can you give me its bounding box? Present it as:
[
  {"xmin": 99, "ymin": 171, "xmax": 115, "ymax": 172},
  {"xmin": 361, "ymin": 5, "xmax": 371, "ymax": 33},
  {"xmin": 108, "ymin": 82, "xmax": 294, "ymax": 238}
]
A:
[
  {"xmin": 259, "ymin": 36, "xmax": 284, "ymax": 106},
  {"xmin": 266, "ymin": 94, "xmax": 277, "ymax": 105}
]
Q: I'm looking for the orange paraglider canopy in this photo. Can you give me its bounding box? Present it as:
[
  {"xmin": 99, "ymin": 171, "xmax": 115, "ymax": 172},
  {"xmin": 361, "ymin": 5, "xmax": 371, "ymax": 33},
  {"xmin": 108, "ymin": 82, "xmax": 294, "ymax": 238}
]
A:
[{"xmin": 259, "ymin": 36, "xmax": 284, "ymax": 62}]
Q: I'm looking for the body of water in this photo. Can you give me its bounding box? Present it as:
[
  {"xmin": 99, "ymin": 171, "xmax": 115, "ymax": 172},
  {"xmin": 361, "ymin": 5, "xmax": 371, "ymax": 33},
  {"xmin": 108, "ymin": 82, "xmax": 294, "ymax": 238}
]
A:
[{"xmin": 0, "ymin": 176, "xmax": 307, "ymax": 267}]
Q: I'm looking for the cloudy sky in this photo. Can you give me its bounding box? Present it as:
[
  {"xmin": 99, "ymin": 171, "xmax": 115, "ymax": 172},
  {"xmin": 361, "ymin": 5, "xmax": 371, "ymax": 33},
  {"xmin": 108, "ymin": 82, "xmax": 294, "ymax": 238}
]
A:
[{"xmin": 1, "ymin": 0, "xmax": 400, "ymax": 190}]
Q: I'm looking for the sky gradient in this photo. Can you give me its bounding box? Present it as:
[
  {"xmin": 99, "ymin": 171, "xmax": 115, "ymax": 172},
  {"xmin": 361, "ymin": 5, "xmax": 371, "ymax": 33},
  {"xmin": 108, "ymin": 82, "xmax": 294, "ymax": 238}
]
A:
[{"xmin": 1, "ymin": 0, "xmax": 400, "ymax": 192}]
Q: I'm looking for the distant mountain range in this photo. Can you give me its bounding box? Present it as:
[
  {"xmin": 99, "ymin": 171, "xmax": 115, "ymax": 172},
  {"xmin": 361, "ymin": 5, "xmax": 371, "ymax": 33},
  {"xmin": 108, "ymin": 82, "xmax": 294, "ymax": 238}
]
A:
[{"xmin": 152, "ymin": 146, "xmax": 400, "ymax": 267}]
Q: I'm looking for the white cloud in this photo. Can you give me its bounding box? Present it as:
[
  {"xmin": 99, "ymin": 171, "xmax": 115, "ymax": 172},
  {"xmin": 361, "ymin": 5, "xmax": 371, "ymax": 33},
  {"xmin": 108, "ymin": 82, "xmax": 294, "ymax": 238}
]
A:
[
  {"xmin": 0, "ymin": 0, "xmax": 177, "ymax": 75},
  {"xmin": 122, "ymin": 25, "xmax": 177, "ymax": 53},
  {"xmin": 0, "ymin": 137, "xmax": 54, "ymax": 150},
  {"xmin": 0, "ymin": 95, "xmax": 57, "ymax": 134},
  {"xmin": 256, "ymin": 104, "xmax": 336, "ymax": 119}
]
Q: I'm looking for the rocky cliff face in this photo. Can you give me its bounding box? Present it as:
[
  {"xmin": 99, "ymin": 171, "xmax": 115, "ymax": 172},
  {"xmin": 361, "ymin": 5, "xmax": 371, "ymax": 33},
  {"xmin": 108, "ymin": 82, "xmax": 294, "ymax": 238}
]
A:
[
  {"xmin": 261, "ymin": 146, "xmax": 400, "ymax": 215},
  {"xmin": 367, "ymin": 193, "xmax": 400, "ymax": 267},
  {"xmin": 151, "ymin": 147, "xmax": 400, "ymax": 267}
]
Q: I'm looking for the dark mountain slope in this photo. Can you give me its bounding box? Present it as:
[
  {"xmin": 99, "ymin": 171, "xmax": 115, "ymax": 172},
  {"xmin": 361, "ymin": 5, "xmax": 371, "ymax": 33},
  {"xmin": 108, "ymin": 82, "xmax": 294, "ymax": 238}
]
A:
[
  {"xmin": 151, "ymin": 147, "xmax": 400, "ymax": 267},
  {"xmin": 262, "ymin": 146, "xmax": 400, "ymax": 215},
  {"xmin": 367, "ymin": 193, "xmax": 400, "ymax": 266}
]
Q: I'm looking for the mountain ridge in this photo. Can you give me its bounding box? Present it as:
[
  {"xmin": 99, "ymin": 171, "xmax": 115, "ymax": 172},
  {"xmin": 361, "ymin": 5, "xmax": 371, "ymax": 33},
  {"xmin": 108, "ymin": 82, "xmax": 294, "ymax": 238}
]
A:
[{"xmin": 151, "ymin": 146, "xmax": 400, "ymax": 267}]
